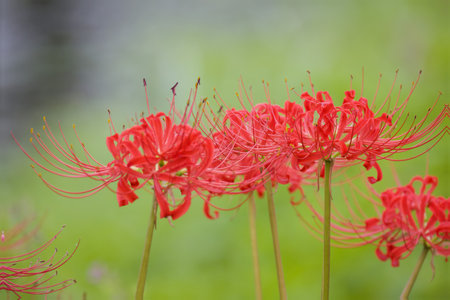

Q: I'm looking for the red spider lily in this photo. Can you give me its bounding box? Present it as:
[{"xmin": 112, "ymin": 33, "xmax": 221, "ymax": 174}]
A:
[
  {"xmin": 206, "ymin": 105, "xmax": 288, "ymax": 192},
  {"xmin": 0, "ymin": 226, "xmax": 78, "ymax": 298},
  {"xmin": 202, "ymin": 81, "xmax": 318, "ymax": 195},
  {"xmin": 366, "ymin": 176, "xmax": 449, "ymax": 266},
  {"xmin": 106, "ymin": 111, "xmax": 214, "ymax": 219},
  {"xmin": 298, "ymin": 175, "xmax": 449, "ymax": 267},
  {"xmin": 284, "ymin": 71, "xmax": 448, "ymax": 183},
  {"xmin": 13, "ymin": 79, "xmax": 214, "ymax": 220}
]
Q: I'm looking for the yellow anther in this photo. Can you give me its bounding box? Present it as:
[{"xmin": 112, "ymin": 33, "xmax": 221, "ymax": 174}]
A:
[
  {"xmin": 43, "ymin": 125, "xmax": 46, "ymax": 130},
  {"xmin": 108, "ymin": 119, "xmax": 111, "ymax": 124},
  {"xmin": 30, "ymin": 164, "xmax": 35, "ymax": 168},
  {"xmin": 38, "ymin": 173, "xmax": 42, "ymax": 177},
  {"xmin": 37, "ymin": 133, "xmax": 40, "ymax": 138},
  {"xmin": 284, "ymin": 78, "xmax": 287, "ymax": 83},
  {"xmin": 73, "ymin": 124, "xmax": 76, "ymax": 129},
  {"xmin": 43, "ymin": 116, "xmax": 46, "ymax": 122},
  {"xmin": 30, "ymin": 128, "xmax": 34, "ymax": 134},
  {"xmin": 29, "ymin": 137, "xmax": 33, "ymax": 143}
]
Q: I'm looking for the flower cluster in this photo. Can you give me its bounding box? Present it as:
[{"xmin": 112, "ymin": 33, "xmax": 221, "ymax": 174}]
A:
[
  {"xmin": 14, "ymin": 79, "xmax": 215, "ymax": 220},
  {"xmin": 14, "ymin": 73, "xmax": 448, "ymax": 220},
  {"xmin": 203, "ymin": 73, "xmax": 448, "ymax": 199}
]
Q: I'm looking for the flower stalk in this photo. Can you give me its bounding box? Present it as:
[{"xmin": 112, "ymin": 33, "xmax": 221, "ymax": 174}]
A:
[
  {"xmin": 248, "ymin": 193, "xmax": 262, "ymax": 300},
  {"xmin": 135, "ymin": 195, "xmax": 158, "ymax": 300},
  {"xmin": 322, "ymin": 159, "xmax": 333, "ymax": 300},
  {"xmin": 400, "ymin": 244, "xmax": 429, "ymax": 300},
  {"xmin": 266, "ymin": 181, "xmax": 287, "ymax": 300}
]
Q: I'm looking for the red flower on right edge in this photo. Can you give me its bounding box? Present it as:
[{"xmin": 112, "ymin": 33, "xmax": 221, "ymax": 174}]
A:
[{"xmin": 364, "ymin": 176, "xmax": 449, "ymax": 267}]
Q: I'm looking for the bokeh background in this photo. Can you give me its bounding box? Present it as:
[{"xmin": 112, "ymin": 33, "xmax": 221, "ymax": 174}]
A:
[{"xmin": 1, "ymin": 0, "xmax": 448, "ymax": 299}]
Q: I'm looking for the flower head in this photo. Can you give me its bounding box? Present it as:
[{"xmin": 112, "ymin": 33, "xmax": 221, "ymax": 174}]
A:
[
  {"xmin": 203, "ymin": 71, "xmax": 448, "ymax": 199},
  {"xmin": 365, "ymin": 176, "xmax": 449, "ymax": 266},
  {"xmin": 283, "ymin": 71, "xmax": 448, "ymax": 183},
  {"xmin": 106, "ymin": 110, "xmax": 214, "ymax": 219},
  {"xmin": 299, "ymin": 175, "xmax": 449, "ymax": 267},
  {"xmin": 14, "ymin": 79, "xmax": 214, "ymax": 220},
  {"xmin": 200, "ymin": 80, "xmax": 319, "ymax": 203}
]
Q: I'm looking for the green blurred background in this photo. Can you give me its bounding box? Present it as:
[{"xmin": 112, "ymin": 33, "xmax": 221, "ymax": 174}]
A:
[{"xmin": 1, "ymin": 0, "xmax": 448, "ymax": 299}]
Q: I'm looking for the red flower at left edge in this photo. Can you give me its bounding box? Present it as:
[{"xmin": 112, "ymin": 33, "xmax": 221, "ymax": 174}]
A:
[
  {"xmin": 13, "ymin": 79, "xmax": 214, "ymax": 220},
  {"xmin": 0, "ymin": 225, "xmax": 78, "ymax": 298}
]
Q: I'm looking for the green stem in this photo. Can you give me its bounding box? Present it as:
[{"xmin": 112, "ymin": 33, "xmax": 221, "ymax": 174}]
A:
[
  {"xmin": 249, "ymin": 193, "xmax": 263, "ymax": 300},
  {"xmin": 266, "ymin": 182, "xmax": 287, "ymax": 300},
  {"xmin": 400, "ymin": 244, "xmax": 429, "ymax": 300},
  {"xmin": 322, "ymin": 159, "xmax": 333, "ymax": 300},
  {"xmin": 135, "ymin": 195, "xmax": 158, "ymax": 300}
]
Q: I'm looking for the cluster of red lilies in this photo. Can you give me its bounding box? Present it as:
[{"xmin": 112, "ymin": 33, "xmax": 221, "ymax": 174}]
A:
[{"xmin": 6, "ymin": 71, "xmax": 449, "ymax": 299}]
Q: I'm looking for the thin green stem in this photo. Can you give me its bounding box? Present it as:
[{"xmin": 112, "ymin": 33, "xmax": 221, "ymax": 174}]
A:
[
  {"xmin": 400, "ymin": 244, "xmax": 429, "ymax": 300},
  {"xmin": 322, "ymin": 159, "xmax": 333, "ymax": 300},
  {"xmin": 249, "ymin": 193, "xmax": 263, "ymax": 300},
  {"xmin": 266, "ymin": 182, "xmax": 287, "ymax": 300},
  {"xmin": 135, "ymin": 195, "xmax": 158, "ymax": 300}
]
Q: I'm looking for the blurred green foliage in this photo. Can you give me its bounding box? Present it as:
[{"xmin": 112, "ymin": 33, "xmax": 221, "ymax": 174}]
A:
[{"xmin": 1, "ymin": 0, "xmax": 448, "ymax": 299}]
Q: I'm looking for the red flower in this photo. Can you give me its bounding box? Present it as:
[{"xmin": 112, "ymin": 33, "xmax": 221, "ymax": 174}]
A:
[
  {"xmin": 300, "ymin": 175, "xmax": 449, "ymax": 267},
  {"xmin": 284, "ymin": 71, "xmax": 448, "ymax": 183},
  {"xmin": 0, "ymin": 225, "xmax": 78, "ymax": 298},
  {"xmin": 14, "ymin": 79, "xmax": 214, "ymax": 220},
  {"xmin": 203, "ymin": 84, "xmax": 316, "ymax": 199},
  {"xmin": 367, "ymin": 176, "xmax": 449, "ymax": 266}
]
